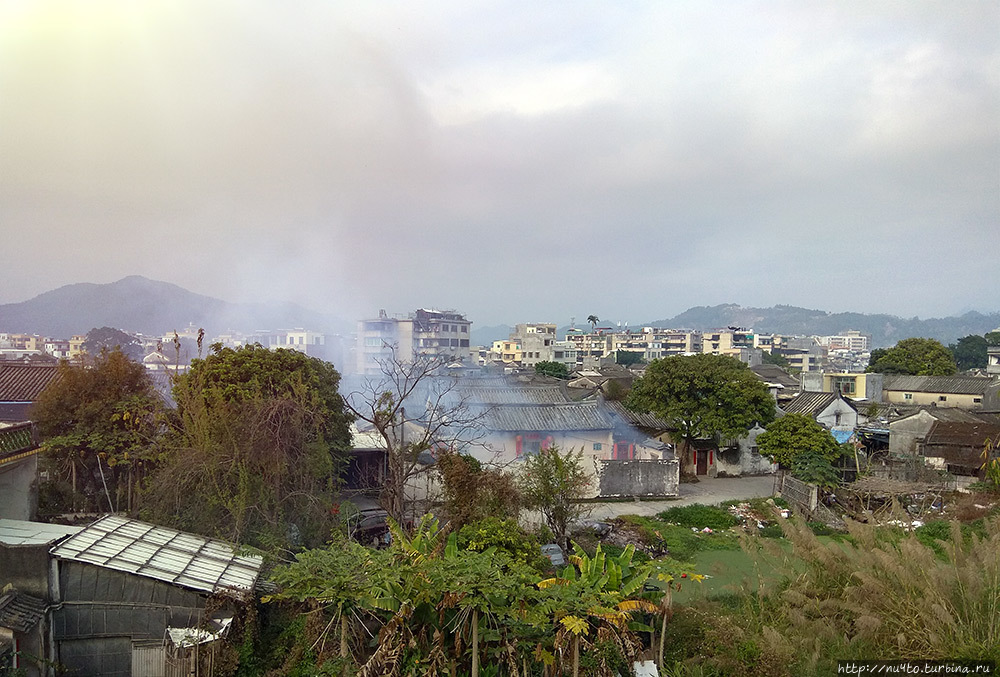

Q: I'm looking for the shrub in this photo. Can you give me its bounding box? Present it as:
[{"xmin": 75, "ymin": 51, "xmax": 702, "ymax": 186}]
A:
[{"xmin": 658, "ymin": 504, "xmax": 738, "ymax": 530}]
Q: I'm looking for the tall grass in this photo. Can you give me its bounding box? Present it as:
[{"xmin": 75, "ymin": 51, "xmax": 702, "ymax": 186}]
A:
[{"xmin": 663, "ymin": 516, "xmax": 1000, "ymax": 675}]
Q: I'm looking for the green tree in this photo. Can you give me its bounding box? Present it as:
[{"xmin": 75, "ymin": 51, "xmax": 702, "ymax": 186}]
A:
[
  {"xmin": 760, "ymin": 350, "xmax": 789, "ymax": 368},
  {"xmin": 756, "ymin": 412, "xmax": 841, "ymax": 468},
  {"xmin": 587, "ymin": 315, "xmax": 600, "ymax": 332},
  {"xmin": 866, "ymin": 337, "xmax": 957, "ymax": 376},
  {"xmin": 144, "ymin": 344, "xmax": 353, "ymax": 550},
  {"xmin": 518, "ymin": 446, "xmax": 592, "ymax": 551},
  {"xmin": 986, "ymin": 332, "xmax": 1000, "ymax": 347},
  {"xmin": 615, "ymin": 350, "xmax": 644, "ymax": 366},
  {"xmin": 949, "ymin": 334, "xmax": 988, "ymax": 371},
  {"xmin": 437, "ymin": 451, "xmax": 521, "ymax": 528},
  {"xmin": 535, "ymin": 360, "xmax": 570, "ymax": 378},
  {"xmin": 626, "ymin": 354, "xmax": 775, "ymax": 465},
  {"xmin": 33, "ymin": 348, "xmax": 162, "ymax": 513},
  {"xmin": 83, "ymin": 326, "xmax": 145, "ymax": 361}
]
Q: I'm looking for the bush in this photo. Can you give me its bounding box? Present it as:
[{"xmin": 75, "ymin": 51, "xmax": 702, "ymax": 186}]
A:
[{"xmin": 658, "ymin": 504, "xmax": 739, "ymax": 530}]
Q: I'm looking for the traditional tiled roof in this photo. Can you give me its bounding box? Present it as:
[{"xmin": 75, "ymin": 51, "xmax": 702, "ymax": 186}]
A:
[
  {"xmin": 783, "ymin": 392, "xmax": 842, "ymax": 416},
  {"xmin": 50, "ymin": 515, "xmax": 263, "ymax": 598},
  {"xmin": 603, "ymin": 400, "xmax": 672, "ymax": 431},
  {"xmin": 891, "ymin": 407, "xmax": 999, "ymax": 425},
  {"xmin": 750, "ymin": 364, "xmax": 800, "ymax": 390},
  {"xmin": 883, "ymin": 374, "xmax": 996, "ymax": 396},
  {"xmin": 476, "ymin": 402, "xmax": 614, "ymax": 432},
  {"xmin": 0, "ymin": 363, "xmax": 60, "ymax": 402},
  {"xmin": 452, "ymin": 385, "xmax": 571, "ymax": 405},
  {"xmin": 0, "ymin": 591, "xmax": 46, "ymax": 633},
  {"xmin": 924, "ymin": 420, "xmax": 1000, "ymax": 447}
]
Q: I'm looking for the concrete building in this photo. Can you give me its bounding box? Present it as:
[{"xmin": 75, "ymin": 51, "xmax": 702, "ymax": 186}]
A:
[
  {"xmin": 357, "ymin": 309, "xmax": 472, "ymax": 375},
  {"xmin": 882, "ymin": 374, "xmax": 996, "ymax": 409},
  {"xmin": 801, "ymin": 371, "xmax": 885, "ymax": 402},
  {"xmin": 988, "ymin": 346, "xmax": 1000, "ymax": 376}
]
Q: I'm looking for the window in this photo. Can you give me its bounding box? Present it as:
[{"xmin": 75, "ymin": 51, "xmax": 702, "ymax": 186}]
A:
[
  {"xmin": 461, "ymin": 326, "xmax": 468, "ymax": 333},
  {"xmin": 938, "ymin": 396, "xmax": 947, "ymax": 402},
  {"xmin": 593, "ymin": 443, "xmax": 602, "ymax": 451},
  {"xmin": 904, "ymin": 393, "xmax": 912, "ymax": 400},
  {"xmin": 974, "ymin": 398, "xmax": 982, "ymax": 403}
]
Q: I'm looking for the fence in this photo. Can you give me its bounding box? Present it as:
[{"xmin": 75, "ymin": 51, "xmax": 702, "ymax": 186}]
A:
[{"xmin": 776, "ymin": 472, "xmax": 818, "ymax": 512}]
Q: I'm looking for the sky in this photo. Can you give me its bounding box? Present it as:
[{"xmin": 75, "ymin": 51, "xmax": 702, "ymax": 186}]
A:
[{"xmin": 1, "ymin": 1, "xmax": 998, "ymax": 327}]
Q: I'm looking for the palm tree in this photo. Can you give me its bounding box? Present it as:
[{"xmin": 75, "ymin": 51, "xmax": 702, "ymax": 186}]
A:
[{"xmin": 587, "ymin": 315, "xmax": 600, "ymax": 332}]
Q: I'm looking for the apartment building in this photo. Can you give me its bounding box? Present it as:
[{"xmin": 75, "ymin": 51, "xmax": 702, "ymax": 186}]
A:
[
  {"xmin": 356, "ymin": 309, "xmax": 471, "ymax": 375},
  {"xmin": 566, "ymin": 327, "xmax": 703, "ymax": 368}
]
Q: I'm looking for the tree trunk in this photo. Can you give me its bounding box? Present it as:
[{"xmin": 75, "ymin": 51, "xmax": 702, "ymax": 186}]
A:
[
  {"xmin": 573, "ymin": 635, "xmax": 579, "ymax": 677},
  {"xmin": 340, "ymin": 610, "xmax": 350, "ymax": 676},
  {"xmin": 472, "ymin": 609, "xmax": 480, "ymax": 677},
  {"xmin": 658, "ymin": 586, "xmax": 672, "ymax": 669}
]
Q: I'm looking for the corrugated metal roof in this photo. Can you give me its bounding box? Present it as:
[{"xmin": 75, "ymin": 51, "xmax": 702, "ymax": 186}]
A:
[
  {"xmin": 50, "ymin": 515, "xmax": 262, "ymax": 597},
  {"xmin": 0, "ymin": 519, "xmax": 81, "ymax": 546},
  {"xmin": 883, "ymin": 374, "xmax": 996, "ymax": 395},
  {"xmin": 0, "ymin": 363, "xmax": 61, "ymax": 402},
  {"xmin": 477, "ymin": 402, "xmax": 614, "ymax": 432}
]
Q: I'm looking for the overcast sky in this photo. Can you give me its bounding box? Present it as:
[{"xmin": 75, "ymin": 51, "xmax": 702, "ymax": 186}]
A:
[{"xmin": 2, "ymin": 1, "xmax": 997, "ymax": 327}]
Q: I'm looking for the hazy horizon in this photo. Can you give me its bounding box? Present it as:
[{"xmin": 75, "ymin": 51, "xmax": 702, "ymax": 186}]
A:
[{"xmin": 2, "ymin": 2, "xmax": 997, "ymax": 326}]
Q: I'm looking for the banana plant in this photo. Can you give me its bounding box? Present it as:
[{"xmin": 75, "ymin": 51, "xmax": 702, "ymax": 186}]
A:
[{"xmin": 538, "ymin": 543, "xmax": 657, "ymax": 676}]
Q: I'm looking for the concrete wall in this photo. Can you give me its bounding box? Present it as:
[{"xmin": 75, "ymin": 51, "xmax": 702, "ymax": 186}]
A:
[
  {"xmin": 889, "ymin": 411, "xmax": 936, "ymax": 457},
  {"xmin": 0, "ymin": 455, "xmax": 37, "ymax": 521},
  {"xmin": 0, "ymin": 543, "xmax": 50, "ymax": 599},
  {"xmin": 816, "ymin": 399, "xmax": 858, "ymax": 432},
  {"xmin": 595, "ymin": 459, "xmax": 679, "ymax": 498}
]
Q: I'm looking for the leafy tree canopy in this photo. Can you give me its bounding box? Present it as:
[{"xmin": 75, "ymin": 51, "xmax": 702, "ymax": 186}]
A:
[
  {"xmin": 760, "ymin": 350, "xmax": 789, "ymax": 368},
  {"xmin": 615, "ymin": 350, "xmax": 645, "ymax": 366},
  {"xmin": 145, "ymin": 345, "xmax": 353, "ymax": 549},
  {"xmin": 34, "ymin": 348, "xmax": 162, "ymax": 512},
  {"xmin": 437, "ymin": 451, "xmax": 521, "ymax": 528},
  {"xmin": 986, "ymin": 331, "xmax": 1000, "ymax": 347},
  {"xmin": 757, "ymin": 412, "xmax": 842, "ymax": 467},
  {"xmin": 866, "ymin": 337, "xmax": 957, "ymax": 376},
  {"xmin": 518, "ymin": 446, "xmax": 592, "ymax": 550},
  {"xmin": 949, "ymin": 334, "xmax": 988, "ymax": 371},
  {"xmin": 626, "ymin": 354, "xmax": 775, "ymax": 444},
  {"xmin": 83, "ymin": 326, "xmax": 145, "ymax": 361},
  {"xmin": 534, "ymin": 360, "xmax": 570, "ymax": 379}
]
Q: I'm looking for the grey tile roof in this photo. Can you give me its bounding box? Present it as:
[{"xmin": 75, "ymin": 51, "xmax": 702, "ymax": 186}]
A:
[
  {"xmin": 783, "ymin": 392, "xmax": 838, "ymax": 416},
  {"xmin": 750, "ymin": 364, "xmax": 800, "ymax": 389},
  {"xmin": 50, "ymin": 515, "xmax": 262, "ymax": 598},
  {"xmin": 0, "ymin": 591, "xmax": 45, "ymax": 633},
  {"xmin": 883, "ymin": 374, "xmax": 997, "ymax": 396},
  {"xmin": 476, "ymin": 402, "xmax": 614, "ymax": 432},
  {"xmin": 0, "ymin": 363, "xmax": 61, "ymax": 401},
  {"xmin": 603, "ymin": 400, "xmax": 672, "ymax": 431},
  {"xmin": 453, "ymin": 385, "xmax": 572, "ymax": 405}
]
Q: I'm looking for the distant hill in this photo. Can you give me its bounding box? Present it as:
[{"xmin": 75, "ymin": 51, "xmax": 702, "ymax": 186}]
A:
[
  {"xmin": 0, "ymin": 276, "xmax": 350, "ymax": 338},
  {"xmin": 471, "ymin": 324, "xmax": 513, "ymax": 347},
  {"xmin": 646, "ymin": 304, "xmax": 1000, "ymax": 348}
]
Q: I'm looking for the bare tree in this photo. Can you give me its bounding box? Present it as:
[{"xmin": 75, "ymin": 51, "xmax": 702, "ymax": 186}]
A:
[{"xmin": 346, "ymin": 346, "xmax": 488, "ymax": 527}]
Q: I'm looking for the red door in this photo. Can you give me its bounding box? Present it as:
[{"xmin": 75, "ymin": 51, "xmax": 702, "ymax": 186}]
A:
[{"xmin": 696, "ymin": 450, "xmax": 708, "ymax": 475}]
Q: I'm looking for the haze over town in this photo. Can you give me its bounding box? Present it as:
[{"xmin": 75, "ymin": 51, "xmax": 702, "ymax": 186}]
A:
[{"xmin": 2, "ymin": 1, "xmax": 998, "ymax": 326}]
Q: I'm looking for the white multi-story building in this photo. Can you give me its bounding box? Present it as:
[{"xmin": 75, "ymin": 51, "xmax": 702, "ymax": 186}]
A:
[{"xmin": 356, "ymin": 309, "xmax": 472, "ymax": 375}]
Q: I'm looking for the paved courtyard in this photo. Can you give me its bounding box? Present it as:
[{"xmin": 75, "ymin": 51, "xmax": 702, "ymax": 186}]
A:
[{"xmin": 587, "ymin": 475, "xmax": 779, "ymax": 520}]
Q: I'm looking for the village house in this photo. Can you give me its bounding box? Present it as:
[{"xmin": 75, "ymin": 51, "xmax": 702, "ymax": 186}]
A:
[{"xmin": 881, "ymin": 374, "xmax": 997, "ymax": 409}]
